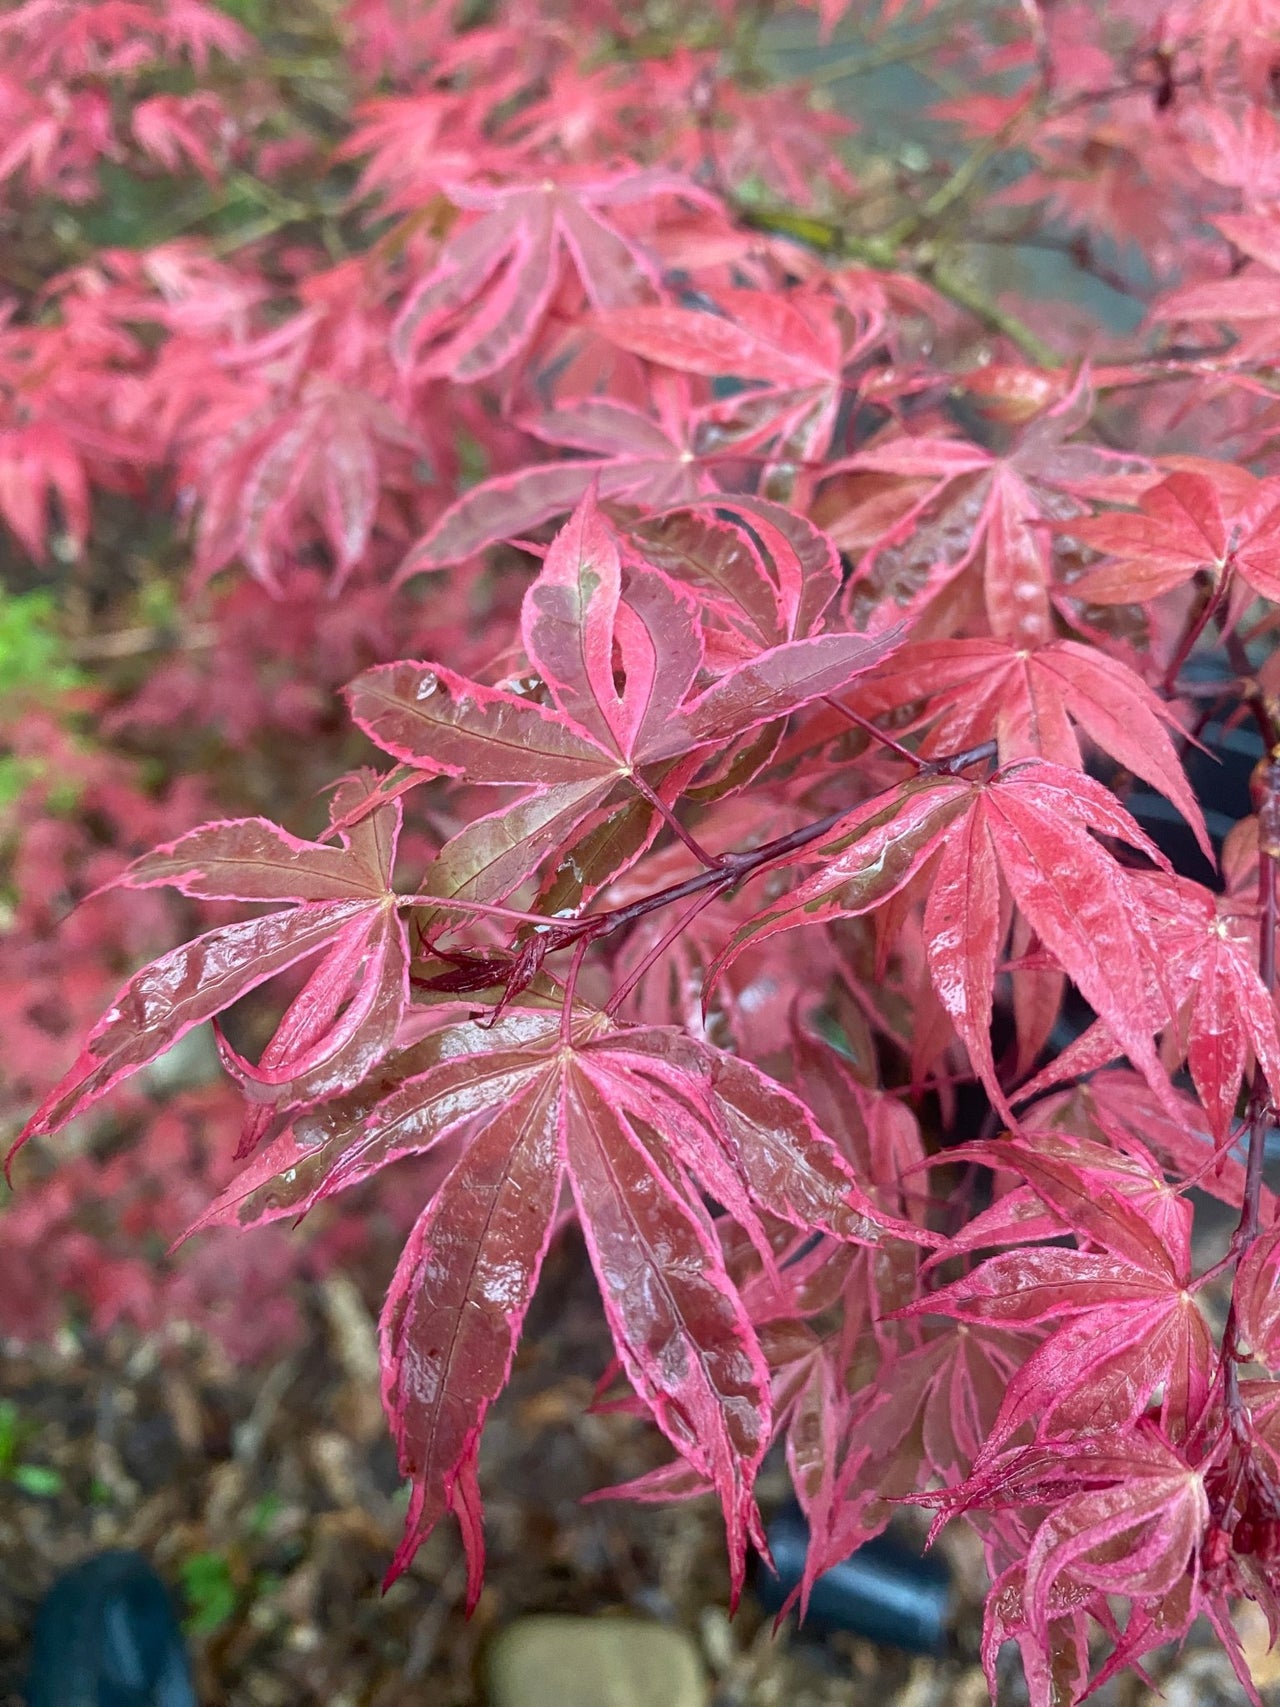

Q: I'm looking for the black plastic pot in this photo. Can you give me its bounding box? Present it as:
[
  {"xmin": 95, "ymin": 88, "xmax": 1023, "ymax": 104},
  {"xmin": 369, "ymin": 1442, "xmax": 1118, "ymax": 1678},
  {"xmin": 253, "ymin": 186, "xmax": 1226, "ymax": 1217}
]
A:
[
  {"xmin": 1112, "ymin": 649, "xmax": 1267, "ymax": 889},
  {"xmin": 26, "ymin": 1550, "xmax": 196, "ymax": 1707},
  {"xmin": 754, "ymin": 1506, "xmax": 953, "ymax": 1656}
]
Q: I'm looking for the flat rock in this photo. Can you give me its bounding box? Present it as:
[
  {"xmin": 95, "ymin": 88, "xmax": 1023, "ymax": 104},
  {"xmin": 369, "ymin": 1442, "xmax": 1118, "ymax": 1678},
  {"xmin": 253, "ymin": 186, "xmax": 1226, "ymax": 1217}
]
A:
[{"xmin": 485, "ymin": 1615, "xmax": 708, "ymax": 1707}]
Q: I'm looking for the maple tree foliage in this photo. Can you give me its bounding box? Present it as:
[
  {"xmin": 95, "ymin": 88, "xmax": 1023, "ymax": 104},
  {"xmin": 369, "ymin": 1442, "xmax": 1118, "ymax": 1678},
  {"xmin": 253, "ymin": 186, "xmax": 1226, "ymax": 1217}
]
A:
[{"xmin": 8, "ymin": 0, "xmax": 1280, "ymax": 1698}]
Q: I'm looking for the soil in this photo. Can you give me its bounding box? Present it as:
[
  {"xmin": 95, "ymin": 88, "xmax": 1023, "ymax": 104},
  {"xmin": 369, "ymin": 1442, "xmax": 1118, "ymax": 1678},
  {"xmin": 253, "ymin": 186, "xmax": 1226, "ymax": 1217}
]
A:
[{"xmin": 0, "ymin": 1231, "xmax": 1269, "ymax": 1707}]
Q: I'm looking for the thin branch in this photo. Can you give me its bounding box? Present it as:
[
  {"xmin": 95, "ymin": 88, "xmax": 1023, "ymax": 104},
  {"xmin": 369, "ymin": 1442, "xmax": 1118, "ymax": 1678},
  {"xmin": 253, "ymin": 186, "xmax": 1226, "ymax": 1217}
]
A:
[
  {"xmin": 1162, "ymin": 571, "xmax": 1230, "ymax": 697},
  {"xmin": 605, "ymin": 886, "xmax": 722, "ymax": 1017},
  {"xmin": 922, "ymin": 737, "xmax": 998, "ymax": 777},
  {"xmin": 631, "ymin": 772, "xmax": 727, "ymax": 870},
  {"xmin": 739, "ymin": 203, "xmax": 1063, "ymax": 366},
  {"xmin": 964, "ymin": 229, "xmax": 1144, "ymax": 305},
  {"xmin": 560, "ymin": 936, "xmax": 592, "ymax": 1045},
  {"xmin": 820, "ymin": 695, "xmax": 925, "ymax": 770},
  {"xmin": 1222, "ymin": 630, "xmax": 1280, "ymax": 755},
  {"xmin": 398, "ymin": 735, "xmax": 997, "ymax": 1014},
  {"xmin": 70, "ymin": 621, "xmax": 217, "ymax": 662},
  {"xmin": 802, "ymin": 22, "xmax": 966, "ymax": 85},
  {"xmin": 1043, "ymin": 69, "xmax": 1201, "ymax": 120},
  {"xmin": 909, "ymin": 124, "xmax": 1022, "ymax": 235},
  {"xmin": 927, "ymin": 252, "xmax": 1063, "ymax": 368},
  {"xmin": 584, "ymin": 807, "xmax": 846, "ymax": 943}
]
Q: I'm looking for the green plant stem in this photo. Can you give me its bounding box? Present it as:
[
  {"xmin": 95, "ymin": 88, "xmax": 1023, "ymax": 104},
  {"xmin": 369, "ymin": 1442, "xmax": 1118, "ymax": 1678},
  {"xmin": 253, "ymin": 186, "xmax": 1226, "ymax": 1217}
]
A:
[
  {"xmin": 927, "ymin": 252, "xmax": 1062, "ymax": 366},
  {"xmin": 738, "ymin": 206, "xmax": 1063, "ymax": 366},
  {"xmin": 801, "ymin": 22, "xmax": 967, "ymax": 85}
]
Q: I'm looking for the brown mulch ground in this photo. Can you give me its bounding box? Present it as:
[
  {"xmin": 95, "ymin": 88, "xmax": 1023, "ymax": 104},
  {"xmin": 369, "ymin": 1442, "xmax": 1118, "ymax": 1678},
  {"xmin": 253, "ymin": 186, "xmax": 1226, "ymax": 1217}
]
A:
[{"xmin": 0, "ymin": 1233, "xmax": 1269, "ymax": 1707}]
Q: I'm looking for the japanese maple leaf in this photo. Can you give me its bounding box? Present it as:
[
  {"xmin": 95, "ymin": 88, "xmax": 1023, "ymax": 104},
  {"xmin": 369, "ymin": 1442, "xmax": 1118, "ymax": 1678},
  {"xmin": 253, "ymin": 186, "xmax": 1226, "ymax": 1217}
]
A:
[
  {"xmin": 0, "ymin": 415, "xmax": 91, "ymax": 563},
  {"xmin": 390, "ymin": 170, "xmax": 707, "ymax": 382},
  {"xmin": 0, "ymin": 302, "xmax": 143, "ymax": 561},
  {"xmin": 1165, "ymin": 0, "xmax": 1280, "ymax": 94},
  {"xmin": 851, "ymin": 636, "xmax": 1210, "ymax": 856},
  {"xmin": 191, "ymin": 377, "xmax": 424, "ymax": 592},
  {"xmin": 1234, "ymin": 1225, "xmax": 1280, "ymax": 1371},
  {"xmin": 996, "ymin": 102, "xmax": 1190, "ymax": 258},
  {"xmin": 186, "ymin": 1003, "xmax": 902, "ymax": 1604},
  {"xmin": 10, "ymin": 791, "xmax": 411, "ymax": 1157},
  {"xmin": 1127, "ymin": 873, "xmax": 1280, "ymax": 1141},
  {"xmin": 399, "ymin": 386, "xmax": 714, "ymax": 573},
  {"xmin": 907, "ymin": 1134, "xmax": 1214, "ymax": 1450},
  {"xmin": 926, "ymin": 1429, "xmax": 1209, "ymax": 1700},
  {"xmin": 1187, "ymin": 104, "xmax": 1280, "ymax": 200},
  {"xmin": 774, "ymin": 1304, "xmax": 1035, "ymax": 1614},
  {"xmin": 131, "ymin": 91, "xmax": 228, "ymax": 181},
  {"xmin": 718, "ymin": 761, "xmax": 1178, "ymax": 1124},
  {"xmin": 835, "ymin": 380, "xmax": 1150, "ymax": 643},
  {"xmin": 1152, "ymin": 211, "xmax": 1280, "ymax": 363},
  {"xmin": 703, "ymin": 78, "xmax": 859, "ymax": 207},
  {"xmin": 597, "ymin": 284, "xmax": 876, "ymax": 471},
  {"xmin": 177, "ymin": 275, "xmax": 425, "ymax": 592},
  {"xmin": 1023, "ymin": 1067, "xmax": 1262, "ymax": 1215},
  {"xmin": 497, "ymin": 61, "xmax": 652, "ymax": 160},
  {"xmin": 0, "ymin": 0, "xmax": 250, "ymax": 78},
  {"xmin": 756, "ymin": 1246, "xmax": 1031, "ymax": 1604},
  {"xmin": 936, "ymin": 1125, "xmax": 1197, "ymax": 1265},
  {"xmin": 339, "ymin": 89, "xmax": 512, "ymax": 211},
  {"xmin": 352, "ymin": 490, "xmax": 902, "ymax": 908},
  {"xmin": 1062, "ymin": 464, "xmax": 1280, "ymax": 605},
  {"xmin": 590, "ymin": 1292, "xmax": 881, "ymax": 1567},
  {"xmin": 631, "ymin": 1033, "xmax": 1021, "ymax": 1605},
  {"xmin": 626, "ymin": 495, "xmax": 842, "ymax": 664},
  {"xmin": 1015, "ymin": 869, "xmax": 1280, "ymax": 1142}
]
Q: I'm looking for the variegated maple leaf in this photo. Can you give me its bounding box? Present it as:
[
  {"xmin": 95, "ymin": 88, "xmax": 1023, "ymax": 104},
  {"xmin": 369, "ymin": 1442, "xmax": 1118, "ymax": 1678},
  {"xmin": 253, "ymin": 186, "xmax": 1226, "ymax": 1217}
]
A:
[
  {"xmin": 1061, "ymin": 462, "xmax": 1280, "ymax": 606},
  {"xmin": 831, "ymin": 376, "xmax": 1150, "ymax": 643},
  {"xmin": 11, "ymin": 782, "xmax": 412, "ymax": 1158},
  {"xmin": 597, "ymin": 284, "xmax": 879, "ymax": 479},
  {"xmin": 389, "ymin": 170, "xmax": 712, "ymax": 382},
  {"xmin": 716, "ymin": 760, "xmax": 1179, "ymax": 1125},
  {"xmin": 353, "ymin": 488, "xmax": 902, "ymax": 910},
  {"xmin": 848, "ymin": 635, "xmax": 1210, "ymax": 854},
  {"xmin": 399, "ymin": 384, "xmax": 714, "ymax": 574},
  {"xmin": 905, "ymin": 1131, "xmax": 1214, "ymax": 1450},
  {"xmin": 186, "ymin": 1002, "xmax": 909, "ymax": 1604}
]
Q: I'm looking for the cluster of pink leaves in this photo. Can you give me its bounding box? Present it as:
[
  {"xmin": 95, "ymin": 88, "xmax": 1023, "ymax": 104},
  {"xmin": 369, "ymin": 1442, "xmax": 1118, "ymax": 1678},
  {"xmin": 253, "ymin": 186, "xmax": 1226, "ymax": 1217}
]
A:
[
  {"xmin": 7, "ymin": 1, "xmax": 1280, "ymax": 1702},
  {"xmin": 0, "ymin": 0, "xmax": 253, "ymax": 204},
  {"xmin": 0, "ymin": 1081, "xmax": 306, "ymax": 1363}
]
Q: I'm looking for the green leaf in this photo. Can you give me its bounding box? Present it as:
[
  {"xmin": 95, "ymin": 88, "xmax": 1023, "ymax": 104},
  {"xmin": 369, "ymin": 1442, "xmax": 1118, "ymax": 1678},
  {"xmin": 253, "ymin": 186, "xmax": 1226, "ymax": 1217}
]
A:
[
  {"xmin": 13, "ymin": 1464, "xmax": 63, "ymax": 1497},
  {"xmin": 0, "ymin": 1399, "xmax": 34, "ymax": 1475},
  {"xmin": 247, "ymin": 1492, "xmax": 283, "ymax": 1536},
  {"xmin": 180, "ymin": 1551, "xmax": 239, "ymax": 1635}
]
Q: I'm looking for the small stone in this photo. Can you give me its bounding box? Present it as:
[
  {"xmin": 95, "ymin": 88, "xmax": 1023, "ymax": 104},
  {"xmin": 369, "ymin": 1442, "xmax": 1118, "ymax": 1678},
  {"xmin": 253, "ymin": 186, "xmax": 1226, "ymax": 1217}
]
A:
[{"xmin": 486, "ymin": 1615, "xmax": 708, "ymax": 1707}]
